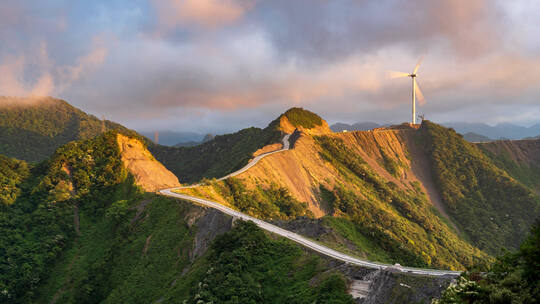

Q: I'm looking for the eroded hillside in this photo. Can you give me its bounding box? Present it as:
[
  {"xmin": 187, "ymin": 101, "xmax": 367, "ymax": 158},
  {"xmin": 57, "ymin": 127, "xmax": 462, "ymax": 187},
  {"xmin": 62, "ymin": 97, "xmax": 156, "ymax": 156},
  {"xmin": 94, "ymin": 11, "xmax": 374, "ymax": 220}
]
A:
[
  {"xmin": 175, "ymin": 111, "xmax": 540, "ymax": 270},
  {"xmin": 177, "ymin": 112, "xmax": 492, "ymax": 270},
  {"xmin": 117, "ymin": 133, "xmax": 180, "ymax": 192}
]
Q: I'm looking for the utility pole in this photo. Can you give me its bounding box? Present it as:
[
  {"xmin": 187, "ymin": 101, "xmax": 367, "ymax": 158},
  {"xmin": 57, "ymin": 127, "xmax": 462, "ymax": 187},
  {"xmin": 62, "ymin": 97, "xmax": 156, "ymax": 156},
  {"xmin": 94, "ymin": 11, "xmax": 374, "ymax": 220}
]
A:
[{"xmin": 154, "ymin": 131, "xmax": 159, "ymax": 144}]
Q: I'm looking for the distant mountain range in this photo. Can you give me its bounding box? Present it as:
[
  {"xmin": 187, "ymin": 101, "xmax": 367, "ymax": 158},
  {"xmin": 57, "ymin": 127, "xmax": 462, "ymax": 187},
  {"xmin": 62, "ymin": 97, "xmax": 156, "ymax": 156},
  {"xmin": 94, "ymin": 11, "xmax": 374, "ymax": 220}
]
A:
[
  {"xmin": 138, "ymin": 130, "xmax": 205, "ymax": 146},
  {"xmin": 330, "ymin": 121, "xmax": 540, "ymax": 141},
  {"xmin": 461, "ymin": 132, "xmax": 492, "ymax": 142}
]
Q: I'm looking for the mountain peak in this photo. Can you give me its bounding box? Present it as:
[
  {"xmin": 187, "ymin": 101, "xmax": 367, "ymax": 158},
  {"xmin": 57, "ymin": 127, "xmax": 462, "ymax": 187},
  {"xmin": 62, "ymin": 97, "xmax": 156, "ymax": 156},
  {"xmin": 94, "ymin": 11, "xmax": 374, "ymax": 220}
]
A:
[{"xmin": 277, "ymin": 107, "xmax": 332, "ymax": 135}]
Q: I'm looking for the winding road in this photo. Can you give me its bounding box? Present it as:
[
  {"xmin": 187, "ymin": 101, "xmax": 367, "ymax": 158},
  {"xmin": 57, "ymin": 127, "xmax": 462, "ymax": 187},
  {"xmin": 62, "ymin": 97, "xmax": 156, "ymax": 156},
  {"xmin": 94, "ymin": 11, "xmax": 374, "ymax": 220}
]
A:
[{"xmin": 160, "ymin": 134, "xmax": 461, "ymax": 277}]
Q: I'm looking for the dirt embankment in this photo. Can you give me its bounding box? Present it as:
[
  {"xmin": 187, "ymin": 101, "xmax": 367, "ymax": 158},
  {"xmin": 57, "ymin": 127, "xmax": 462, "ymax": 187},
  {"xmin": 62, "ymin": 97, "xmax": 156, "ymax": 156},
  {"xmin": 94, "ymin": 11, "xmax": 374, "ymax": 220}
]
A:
[
  {"xmin": 232, "ymin": 128, "xmax": 456, "ymax": 229},
  {"xmin": 117, "ymin": 134, "xmax": 181, "ymax": 192},
  {"xmin": 236, "ymin": 133, "xmax": 339, "ymax": 217},
  {"xmin": 335, "ymin": 130, "xmax": 458, "ymax": 231}
]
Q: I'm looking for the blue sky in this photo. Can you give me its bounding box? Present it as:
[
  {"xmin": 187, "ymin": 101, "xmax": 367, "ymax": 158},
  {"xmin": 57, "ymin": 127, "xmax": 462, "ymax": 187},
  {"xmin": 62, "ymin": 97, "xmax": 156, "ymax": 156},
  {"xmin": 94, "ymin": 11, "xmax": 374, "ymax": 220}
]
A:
[{"xmin": 1, "ymin": 0, "xmax": 540, "ymax": 133}]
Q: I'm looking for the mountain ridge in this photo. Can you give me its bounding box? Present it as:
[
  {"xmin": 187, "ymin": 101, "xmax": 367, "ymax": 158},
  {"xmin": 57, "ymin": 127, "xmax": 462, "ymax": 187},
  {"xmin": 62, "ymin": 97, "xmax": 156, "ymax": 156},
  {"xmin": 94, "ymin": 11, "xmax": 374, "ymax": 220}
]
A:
[{"xmin": 0, "ymin": 96, "xmax": 129, "ymax": 162}]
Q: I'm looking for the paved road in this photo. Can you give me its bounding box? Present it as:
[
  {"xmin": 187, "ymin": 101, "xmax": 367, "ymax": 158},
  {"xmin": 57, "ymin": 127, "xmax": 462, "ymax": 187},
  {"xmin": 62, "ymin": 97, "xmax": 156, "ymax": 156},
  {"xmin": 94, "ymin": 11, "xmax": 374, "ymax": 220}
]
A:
[{"xmin": 160, "ymin": 134, "xmax": 461, "ymax": 277}]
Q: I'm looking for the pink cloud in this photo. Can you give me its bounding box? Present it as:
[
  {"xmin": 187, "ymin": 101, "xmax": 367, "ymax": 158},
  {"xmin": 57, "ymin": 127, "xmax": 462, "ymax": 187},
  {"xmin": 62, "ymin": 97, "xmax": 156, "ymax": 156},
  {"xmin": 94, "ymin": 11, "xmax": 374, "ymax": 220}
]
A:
[
  {"xmin": 0, "ymin": 41, "xmax": 107, "ymax": 101},
  {"xmin": 151, "ymin": 0, "xmax": 253, "ymax": 32}
]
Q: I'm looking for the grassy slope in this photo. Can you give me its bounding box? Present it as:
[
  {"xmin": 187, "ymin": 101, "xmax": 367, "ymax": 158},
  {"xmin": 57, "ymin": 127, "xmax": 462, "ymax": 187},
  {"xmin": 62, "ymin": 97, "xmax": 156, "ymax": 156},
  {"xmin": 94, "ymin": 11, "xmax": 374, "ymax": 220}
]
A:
[
  {"xmin": 478, "ymin": 141, "xmax": 540, "ymax": 194},
  {"xmin": 0, "ymin": 131, "xmax": 353, "ymax": 303},
  {"xmin": 149, "ymin": 107, "xmax": 327, "ymax": 184},
  {"xmin": 0, "ymin": 97, "xmax": 128, "ymax": 162},
  {"xmin": 178, "ymin": 122, "xmax": 539, "ymax": 270},
  {"xmin": 178, "ymin": 132, "xmax": 489, "ymax": 270},
  {"xmin": 150, "ymin": 125, "xmax": 282, "ymax": 184},
  {"xmin": 32, "ymin": 197, "xmax": 353, "ymax": 304},
  {"xmin": 281, "ymin": 107, "xmax": 324, "ymax": 129},
  {"xmin": 420, "ymin": 121, "xmax": 540, "ymax": 255},
  {"xmin": 313, "ymin": 135, "xmax": 488, "ymax": 270}
]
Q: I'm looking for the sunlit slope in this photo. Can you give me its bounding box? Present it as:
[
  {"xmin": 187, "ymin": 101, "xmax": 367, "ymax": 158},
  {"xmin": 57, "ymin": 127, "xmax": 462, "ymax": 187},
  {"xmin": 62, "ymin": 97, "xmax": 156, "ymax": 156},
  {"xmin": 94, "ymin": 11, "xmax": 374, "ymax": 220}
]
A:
[
  {"xmin": 149, "ymin": 107, "xmax": 330, "ymax": 183},
  {"xmin": 117, "ymin": 133, "xmax": 180, "ymax": 192},
  {"xmin": 176, "ymin": 114, "xmax": 486, "ymax": 269},
  {"xmin": 176, "ymin": 113, "xmax": 540, "ymax": 270},
  {"xmin": 420, "ymin": 121, "xmax": 540, "ymax": 254}
]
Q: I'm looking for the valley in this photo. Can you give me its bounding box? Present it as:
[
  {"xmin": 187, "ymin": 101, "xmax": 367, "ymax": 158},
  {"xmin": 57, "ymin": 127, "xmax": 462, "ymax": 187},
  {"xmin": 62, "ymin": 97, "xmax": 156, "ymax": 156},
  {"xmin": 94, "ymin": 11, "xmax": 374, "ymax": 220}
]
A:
[{"xmin": 1, "ymin": 100, "xmax": 539, "ymax": 303}]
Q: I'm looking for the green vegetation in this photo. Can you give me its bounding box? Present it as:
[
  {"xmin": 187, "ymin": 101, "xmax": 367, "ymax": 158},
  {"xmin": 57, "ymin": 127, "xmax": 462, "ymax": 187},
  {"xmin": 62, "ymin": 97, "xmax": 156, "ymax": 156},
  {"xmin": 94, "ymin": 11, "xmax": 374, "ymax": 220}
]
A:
[
  {"xmin": 314, "ymin": 135, "xmax": 489, "ymax": 270},
  {"xmin": 321, "ymin": 216, "xmax": 405, "ymax": 263},
  {"xmin": 150, "ymin": 125, "xmax": 282, "ymax": 183},
  {"xmin": 435, "ymin": 220, "xmax": 540, "ymax": 303},
  {"xmin": 1, "ymin": 130, "xmax": 353, "ymax": 303},
  {"xmin": 148, "ymin": 107, "xmax": 324, "ymax": 183},
  {"xmin": 0, "ymin": 97, "xmax": 127, "ymax": 162},
  {"xmin": 0, "ymin": 131, "xmax": 139, "ymax": 302},
  {"xmin": 185, "ymin": 221, "xmax": 353, "ymax": 304},
  {"xmin": 379, "ymin": 148, "xmax": 407, "ymax": 178},
  {"xmin": 213, "ymin": 178, "xmax": 313, "ymax": 220},
  {"xmin": 281, "ymin": 107, "xmax": 324, "ymax": 129},
  {"xmin": 0, "ymin": 155, "xmax": 30, "ymax": 205},
  {"xmin": 420, "ymin": 121, "xmax": 540, "ymax": 254},
  {"xmin": 480, "ymin": 146, "xmax": 540, "ymax": 193}
]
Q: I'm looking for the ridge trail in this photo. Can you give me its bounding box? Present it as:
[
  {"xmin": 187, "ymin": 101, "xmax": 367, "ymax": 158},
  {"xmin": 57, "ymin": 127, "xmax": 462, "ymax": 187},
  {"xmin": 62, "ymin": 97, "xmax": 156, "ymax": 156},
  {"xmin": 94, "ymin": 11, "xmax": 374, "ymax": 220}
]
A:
[{"xmin": 159, "ymin": 133, "xmax": 461, "ymax": 277}]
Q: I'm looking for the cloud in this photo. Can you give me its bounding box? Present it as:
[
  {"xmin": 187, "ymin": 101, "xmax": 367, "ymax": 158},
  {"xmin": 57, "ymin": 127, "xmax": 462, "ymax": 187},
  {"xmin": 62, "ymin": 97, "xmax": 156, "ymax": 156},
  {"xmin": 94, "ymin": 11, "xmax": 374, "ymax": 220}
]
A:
[
  {"xmin": 0, "ymin": 55, "xmax": 55, "ymax": 97},
  {"xmin": 3, "ymin": 0, "xmax": 540, "ymax": 130},
  {"xmin": 150, "ymin": 0, "xmax": 253, "ymax": 33},
  {"xmin": 246, "ymin": 0, "xmax": 502, "ymax": 63},
  {"xmin": 0, "ymin": 41, "xmax": 107, "ymax": 100}
]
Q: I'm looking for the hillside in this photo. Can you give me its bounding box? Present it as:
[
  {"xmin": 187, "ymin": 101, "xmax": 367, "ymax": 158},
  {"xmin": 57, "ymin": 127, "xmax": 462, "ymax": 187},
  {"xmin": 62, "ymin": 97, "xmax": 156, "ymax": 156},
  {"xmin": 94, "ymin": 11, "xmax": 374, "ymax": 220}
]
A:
[
  {"xmin": 421, "ymin": 121, "xmax": 540, "ymax": 254},
  {"xmin": 437, "ymin": 219, "xmax": 540, "ymax": 303},
  {"xmin": 478, "ymin": 139, "xmax": 540, "ymax": 194},
  {"xmin": 462, "ymin": 132, "xmax": 492, "ymax": 142},
  {"xmin": 175, "ymin": 112, "xmax": 540, "ymax": 270},
  {"xmin": 117, "ymin": 134, "xmax": 180, "ymax": 192},
  {"xmin": 149, "ymin": 107, "xmax": 329, "ymax": 183},
  {"xmin": 0, "ymin": 130, "xmax": 362, "ymax": 303},
  {"xmin": 0, "ymin": 97, "xmax": 127, "ymax": 162}
]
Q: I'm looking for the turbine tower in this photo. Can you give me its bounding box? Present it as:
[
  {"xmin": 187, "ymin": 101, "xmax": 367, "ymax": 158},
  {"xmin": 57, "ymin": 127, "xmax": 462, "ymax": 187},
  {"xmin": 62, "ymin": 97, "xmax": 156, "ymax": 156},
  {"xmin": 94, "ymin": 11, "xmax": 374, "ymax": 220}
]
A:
[{"xmin": 388, "ymin": 58, "xmax": 425, "ymax": 125}]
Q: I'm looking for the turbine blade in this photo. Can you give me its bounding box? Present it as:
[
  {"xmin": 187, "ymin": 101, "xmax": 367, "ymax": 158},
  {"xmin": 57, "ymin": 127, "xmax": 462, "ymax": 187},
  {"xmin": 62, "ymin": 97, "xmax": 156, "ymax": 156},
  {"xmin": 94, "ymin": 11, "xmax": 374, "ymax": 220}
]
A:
[
  {"xmin": 415, "ymin": 80, "xmax": 425, "ymax": 105},
  {"xmin": 386, "ymin": 71, "xmax": 409, "ymax": 79},
  {"xmin": 413, "ymin": 56, "xmax": 424, "ymax": 74}
]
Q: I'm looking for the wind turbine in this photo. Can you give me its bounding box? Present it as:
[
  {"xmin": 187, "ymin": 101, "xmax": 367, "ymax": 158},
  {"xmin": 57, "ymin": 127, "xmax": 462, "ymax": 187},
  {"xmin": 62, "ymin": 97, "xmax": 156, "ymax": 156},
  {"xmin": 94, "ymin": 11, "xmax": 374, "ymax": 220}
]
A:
[{"xmin": 388, "ymin": 58, "xmax": 425, "ymax": 125}]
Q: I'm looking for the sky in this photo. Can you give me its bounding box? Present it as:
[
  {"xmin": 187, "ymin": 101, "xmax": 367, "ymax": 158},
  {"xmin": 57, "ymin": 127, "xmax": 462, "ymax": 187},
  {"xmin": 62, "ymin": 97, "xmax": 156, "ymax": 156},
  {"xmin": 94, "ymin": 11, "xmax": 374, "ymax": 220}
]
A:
[{"xmin": 1, "ymin": 0, "xmax": 540, "ymax": 133}]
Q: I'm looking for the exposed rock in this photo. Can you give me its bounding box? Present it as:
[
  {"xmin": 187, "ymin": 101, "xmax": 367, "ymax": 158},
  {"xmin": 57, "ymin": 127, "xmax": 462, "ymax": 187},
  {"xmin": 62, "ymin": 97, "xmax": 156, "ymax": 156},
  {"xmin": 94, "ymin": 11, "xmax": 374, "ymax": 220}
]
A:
[
  {"xmin": 117, "ymin": 133, "xmax": 181, "ymax": 192},
  {"xmin": 189, "ymin": 208, "xmax": 233, "ymax": 260}
]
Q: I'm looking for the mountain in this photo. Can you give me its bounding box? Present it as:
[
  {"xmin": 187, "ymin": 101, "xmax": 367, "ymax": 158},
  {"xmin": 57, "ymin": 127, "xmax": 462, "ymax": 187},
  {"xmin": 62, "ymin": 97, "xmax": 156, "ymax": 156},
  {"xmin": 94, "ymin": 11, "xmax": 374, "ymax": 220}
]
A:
[
  {"xmin": 461, "ymin": 132, "xmax": 492, "ymax": 142},
  {"xmin": 178, "ymin": 109, "xmax": 540, "ymax": 270},
  {"xmin": 331, "ymin": 122, "xmax": 382, "ymax": 132},
  {"xmin": 332, "ymin": 120, "xmax": 540, "ymax": 140},
  {"xmin": 442, "ymin": 122, "xmax": 540, "ymax": 140},
  {"xmin": 479, "ymin": 138, "xmax": 540, "ymax": 194},
  {"xmin": 0, "ymin": 130, "xmax": 362, "ymax": 303},
  {"xmin": 150, "ymin": 107, "xmax": 330, "ymax": 183},
  {"xmin": 0, "ymin": 96, "xmax": 127, "ymax": 162},
  {"xmin": 2, "ymin": 100, "xmax": 539, "ymax": 302},
  {"xmin": 139, "ymin": 130, "xmax": 204, "ymax": 146},
  {"xmin": 174, "ymin": 133, "xmax": 215, "ymax": 147}
]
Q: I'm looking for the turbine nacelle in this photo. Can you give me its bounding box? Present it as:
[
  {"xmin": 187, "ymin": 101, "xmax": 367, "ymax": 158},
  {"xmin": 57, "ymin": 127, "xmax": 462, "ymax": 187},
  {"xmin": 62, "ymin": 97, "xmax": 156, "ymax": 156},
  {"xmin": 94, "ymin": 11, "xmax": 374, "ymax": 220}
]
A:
[{"xmin": 387, "ymin": 57, "xmax": 425, "ymax": 125}]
